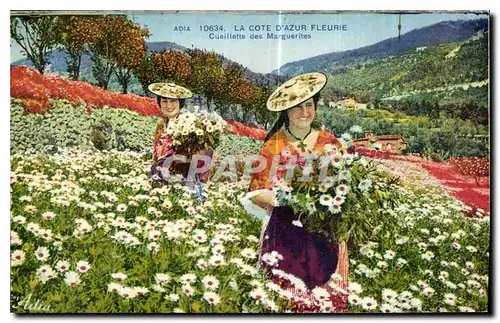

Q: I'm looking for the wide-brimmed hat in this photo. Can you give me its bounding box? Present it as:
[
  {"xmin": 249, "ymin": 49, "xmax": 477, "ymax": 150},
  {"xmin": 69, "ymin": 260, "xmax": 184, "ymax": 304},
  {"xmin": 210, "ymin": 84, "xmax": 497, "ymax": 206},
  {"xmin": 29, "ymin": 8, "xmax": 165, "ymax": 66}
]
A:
[
  {"xmin": 266, "ymin": 72, "xmax": 327, "ymax": 112},
  {"xmin": 148, "ymin": 82, "xmax": 193, "ymax": 99}
]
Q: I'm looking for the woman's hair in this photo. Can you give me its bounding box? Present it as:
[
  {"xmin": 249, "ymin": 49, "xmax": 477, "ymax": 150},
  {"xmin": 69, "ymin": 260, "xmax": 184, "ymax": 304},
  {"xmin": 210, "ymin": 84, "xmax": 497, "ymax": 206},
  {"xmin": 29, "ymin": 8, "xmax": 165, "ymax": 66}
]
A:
[
  {"xmin": 156, "ymin": 96, "xmax": 186, "ymax": 110},
  {"xmin": 263, "ymin": 93, "xmax": 321, "ymax": 142}
]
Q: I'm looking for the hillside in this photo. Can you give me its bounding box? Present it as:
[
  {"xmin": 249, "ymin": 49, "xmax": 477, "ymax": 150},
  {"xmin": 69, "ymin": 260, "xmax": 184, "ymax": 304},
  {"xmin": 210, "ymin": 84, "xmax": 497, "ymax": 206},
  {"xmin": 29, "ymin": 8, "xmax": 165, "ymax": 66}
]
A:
[
  {"xmin": 322, "ymin": 31, "xmax": 489, "ymax": 124},
  {"xmin": 273, "ymin": 18, "xmax": 488, "ymax": 76}
]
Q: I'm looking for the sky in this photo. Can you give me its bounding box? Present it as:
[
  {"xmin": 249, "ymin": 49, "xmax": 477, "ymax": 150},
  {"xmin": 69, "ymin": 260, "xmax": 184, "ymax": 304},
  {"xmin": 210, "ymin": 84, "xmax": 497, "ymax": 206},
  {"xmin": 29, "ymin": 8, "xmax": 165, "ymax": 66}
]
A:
[{"xmin": 10, "ymin": 11, "xmax": 488, "ymax": 74}]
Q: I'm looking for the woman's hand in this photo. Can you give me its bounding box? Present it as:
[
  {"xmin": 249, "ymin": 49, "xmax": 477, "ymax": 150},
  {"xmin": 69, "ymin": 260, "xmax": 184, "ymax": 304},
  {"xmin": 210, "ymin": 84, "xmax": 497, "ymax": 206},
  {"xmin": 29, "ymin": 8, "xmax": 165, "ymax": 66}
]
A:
[{"xmin": 250, "ymin": 189, "xmax": 277, "ymax": 212}]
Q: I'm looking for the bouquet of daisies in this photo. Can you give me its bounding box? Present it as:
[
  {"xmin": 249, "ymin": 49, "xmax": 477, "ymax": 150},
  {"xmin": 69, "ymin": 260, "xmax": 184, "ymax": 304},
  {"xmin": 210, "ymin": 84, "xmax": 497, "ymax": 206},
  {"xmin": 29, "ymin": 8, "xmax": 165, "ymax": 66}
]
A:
[
  {"xmin": 273, "ymin": 144, "xmax": 402, "ymax": 245},
  {"xmin": 165, "ymin": 111, "xmax": 226, "ymax": 156}
]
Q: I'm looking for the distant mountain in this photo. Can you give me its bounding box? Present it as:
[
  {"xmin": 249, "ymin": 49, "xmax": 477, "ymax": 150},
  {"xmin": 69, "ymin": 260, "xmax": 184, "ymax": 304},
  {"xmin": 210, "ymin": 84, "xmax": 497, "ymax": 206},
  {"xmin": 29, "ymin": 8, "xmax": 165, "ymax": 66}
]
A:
[
  {"xmin": 11, "ymin": 41, "xmax": 186, "ymax": 77},
  {"xmin": 272, "ymin": 18, "xmax": 488, "ymax": 76},
  {"xmin": 11, "ymin": 40, "xmax": 282, "ymax": 91}
]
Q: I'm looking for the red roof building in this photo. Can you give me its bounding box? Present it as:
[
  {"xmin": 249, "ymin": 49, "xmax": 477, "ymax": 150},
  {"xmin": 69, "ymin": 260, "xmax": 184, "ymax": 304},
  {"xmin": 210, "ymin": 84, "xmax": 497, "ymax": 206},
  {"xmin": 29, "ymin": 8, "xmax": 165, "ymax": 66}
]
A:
[{"xmin": 352, "ymin": 132, "xmax": 408, "ymax": 154}]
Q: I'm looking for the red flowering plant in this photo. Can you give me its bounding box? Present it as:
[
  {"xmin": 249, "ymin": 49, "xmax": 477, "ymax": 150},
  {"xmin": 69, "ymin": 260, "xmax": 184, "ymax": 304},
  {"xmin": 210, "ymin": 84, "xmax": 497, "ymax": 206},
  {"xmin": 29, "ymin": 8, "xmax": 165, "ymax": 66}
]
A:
[
  {"xmin": 272, "ymin": 144, "xmax": 402, "ymax": 245},
  {"xmin": 450, "ymin": 156, "xmax": 490, "ymax": 186}
]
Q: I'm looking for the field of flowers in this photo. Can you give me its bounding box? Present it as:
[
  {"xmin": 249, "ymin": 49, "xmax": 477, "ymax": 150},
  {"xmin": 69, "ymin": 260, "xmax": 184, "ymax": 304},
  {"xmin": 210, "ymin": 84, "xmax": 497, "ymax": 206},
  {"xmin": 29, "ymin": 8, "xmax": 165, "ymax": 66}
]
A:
[
  {"xmin": 355, "ymin": 148, "xmax": 490, "ymax": 215},
  {"xmin": 10, "ymin": 148, "xmax": 490, "ymax": 313},
  {"xmin": 10, "ymin": 66, "xmax": 265, "ymax": 144},
  {"xmin": 10, "ymin": 65, "xmax": 490, "ymax": 314}
]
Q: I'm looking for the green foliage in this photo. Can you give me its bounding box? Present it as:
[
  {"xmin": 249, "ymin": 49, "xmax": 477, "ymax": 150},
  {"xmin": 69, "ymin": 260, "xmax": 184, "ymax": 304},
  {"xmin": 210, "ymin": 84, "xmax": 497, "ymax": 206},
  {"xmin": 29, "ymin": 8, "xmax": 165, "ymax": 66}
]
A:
[
  {"xmin": 10, "ymin": 99, "xmax": 158, "ymax": 155},
  {"xmin": 317, "ymin": 107, "xmax": 489, "ymax": 159},
  {"xmin": 324, "ymin": 35, "xmax": 489, "ymax": 124}
]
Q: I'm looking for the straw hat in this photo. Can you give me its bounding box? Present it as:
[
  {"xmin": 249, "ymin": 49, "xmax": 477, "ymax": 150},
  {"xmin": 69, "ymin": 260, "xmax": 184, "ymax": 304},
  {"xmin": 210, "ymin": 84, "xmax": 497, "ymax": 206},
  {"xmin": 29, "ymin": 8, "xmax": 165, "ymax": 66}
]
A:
[
  {"xmin": 266, "ymin": 72, "xmax": 327, "ymax": 112},
  {"xmin": 148, "ymin": 82, "xmax": 193, "ymax": 99}
]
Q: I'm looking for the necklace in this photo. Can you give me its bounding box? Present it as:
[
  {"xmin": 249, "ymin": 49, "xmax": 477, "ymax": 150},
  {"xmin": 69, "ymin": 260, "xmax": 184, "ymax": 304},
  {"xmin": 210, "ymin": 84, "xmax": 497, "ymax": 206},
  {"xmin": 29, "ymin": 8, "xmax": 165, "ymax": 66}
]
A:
[{"xmin": 286, "ymin": 126, "xmax": 312, "ymax": 152}]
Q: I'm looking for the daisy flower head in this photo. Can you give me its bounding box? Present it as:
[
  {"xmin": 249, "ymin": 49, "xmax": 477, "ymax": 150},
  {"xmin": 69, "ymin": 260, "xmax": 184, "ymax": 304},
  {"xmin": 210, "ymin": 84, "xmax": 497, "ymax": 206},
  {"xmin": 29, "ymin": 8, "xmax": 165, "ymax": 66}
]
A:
[
  {"xmin": 348, "ymin": 294, "xmax": 361, "ymax": 306},
  {"xmin": 312, "ymin": 287, "xmax": 330, "ymax": 302},
  {"xmin": 116, "ymin": 204, "xmax": 127, "ymax": 212},
  {"xmin": 319, "ymin": 194, "xmax": 333, "ymax": 207},
  {"xmin": 41, "ymin": 211, "xmax": 56, "ymax": 221},
  {"xmin": 76, "ymin": 260, "xmax": 91, "ymax": 273},
  {"xmin": 166, "ymin": 293, "xmax": 180, "ymax": 302},
  {"xmin": 64, "ymin": 271, "xmax": 81, "ymax": 287},
  {"xmin": 336, "ymin": 184, "xmax": 349, "ymax": 196},
  {"xmin": 348, "ymin": 281, "xmax": 363, "ymax": 294},
  {"xmin": 107, "ymin": 282, "xmax": 123, "ymax": 293},
  {"xmin": 111, "ymin": 272, "xmax": 128, "ymax": 281},
  {"xmin": 329, "ymin": 203, "xmax": 342, "ymax": 214},
  {"xmin": 155, "ymin": 273, "xmax": 171, "ymax": 285},
  {"xmin": 422, "ymin": 287, "xmax": 435, "ymax": 297},
  {"xmin": 34, "ymin": 246, "xmax": 50, "ymax": 262},
  {"xmin": 382, "ymin": 289, "xmax": 398, "ymax": 303},
  {"xmin": 197, "ymin": 259, "xmax": 208, "ymax": 270},
  {"xmin": 202, "ymin": 275, "xmax": 220, "ymax": 290},
  {"xmin": 443, "ymin": 293, "xmax": 456, "ymax": 306},
  {"xmin": 209, "ymin": 254, "xmax": 226, "ymax": 267},
  {"xmin": 55, "ymin": 260, "xmax": 70, "ymax": 272},
  {"xmin": 147, "ymin": 242, "xmax": 160, "ymax": 253},
  {"xmin": 410, "ymin": 298, "xmax": 422, "ymax": 310},
  {"xmin": 241, "ymin": 248, "xmax": 257, "ymax": 259},
  {"xmin": 384, "ymin": 250, "xmax": 396, "ymax": 260},
  {"xmin": 182, "ymin": 284, "xmax": 195, "ymax": 297},
  {"xmin": 180, "ymin": 273, "xmax": 197, "ymax": 284},
  {"xmin": 249, "ymin": 287, "xmax": 267, "ymax": 302},
  {"xmin": 379, "ymin": 303, "xmax": 398, "ymax": 313},
  {"xmin": 203, "ymin": 291, "xmax": 221, "ymax": 305},
  {"xmin": 11, "ymin": 250, "xmax": 26, "ymax": 266},
  {"xmin": 358, "ymin": 179, "xmax": 372, "ymax": 192},
  {"xmin": 361, "ymin": 297, "xmax": 378, "ymax": 311}
]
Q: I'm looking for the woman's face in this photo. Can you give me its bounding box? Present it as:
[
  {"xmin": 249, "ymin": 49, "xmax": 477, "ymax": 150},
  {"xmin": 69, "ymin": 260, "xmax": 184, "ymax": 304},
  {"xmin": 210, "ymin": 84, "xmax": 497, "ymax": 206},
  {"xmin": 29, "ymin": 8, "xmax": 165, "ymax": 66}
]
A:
[
  {"xmin": 160, "ymin": 97, "xmax": 181, "ymax": 119},
  {"xmin": 287, "ymin": 98, "xmax": 316, "ymax": 129}
]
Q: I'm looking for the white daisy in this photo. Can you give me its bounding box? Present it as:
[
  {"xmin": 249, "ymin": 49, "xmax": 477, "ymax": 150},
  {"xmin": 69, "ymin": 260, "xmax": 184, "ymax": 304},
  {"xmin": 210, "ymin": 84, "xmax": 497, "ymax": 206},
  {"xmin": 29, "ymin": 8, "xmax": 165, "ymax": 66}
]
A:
[
  {"xmin": 348, "ymin": 282, "xmax": 363, "ymax": 294},
  {"xmin": 319, "ymin": 194, "xmax": 333, "ymax": 207},
  {"xmin": 203, "ymin": 291, "xmax": 221, "ymax": 305},
  {"xmin": 201, "ymin": 275, "xmax": 220, "ymax": 290},
  {"xmin": 107, "ymin": 282, "xmax": 123, "ymax": 293},
  {"xmin": 361, "ymin": 297, "xmax": 378, "ymax": 311},
  {"xmin": 41, "ymin": 211, "xmax": 56, "ymax": 220},
  {"xmin": 155, "ymin": 273, "xmax": 171, "ymax": 285},
  {"xmin": 165, "ymin": 293, "xmax": 180, "ymax": 302},
  {"xmin": 181, "ymin": 284, "xmax": 195, "ymax": 297},
  {"xmin": 180, "ymin": 273, "xmax": 197, "ymax": 285},
  {"xmin": 64, "ymin": 271, "xmax": 81, "ymax": 287},
  {"xmin": 111, "ymin": 272, "xmax": 128, "ymax": 281},
  {"xmin": 76, "ymin": 260, "xmax": 91, "ymax": 273},
  {"xmin": 11, "ymin": 250, "xmax": 26, "ymax": 264},
  {"xmin": 34, "ymin": 246, "xmax": 50, "ymax": 262},
  {"xmin": 443, "ymin": 293, "xmax": 456, "ymax": 306},
  {"xmin": 422, "ymin": 287, "xmax": 435, "ymax": 297}
]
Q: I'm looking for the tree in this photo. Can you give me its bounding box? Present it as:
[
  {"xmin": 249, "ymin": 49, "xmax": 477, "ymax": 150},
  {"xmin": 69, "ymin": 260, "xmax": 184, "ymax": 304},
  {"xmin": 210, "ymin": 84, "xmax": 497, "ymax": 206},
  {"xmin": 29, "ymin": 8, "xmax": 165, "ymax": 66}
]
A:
[
  {"xmin": 212, "ymin": 62, "xmax": 254, "ymax": 119},
  {"xmin": 251, "ymin": 86, "xmax": 274, "ymax": 128},
  {"xmin": 151, "ymin": 50, "xmax": 191, "ymax": 85},
  {"xmin": 54, "ymin": 16, "xmax": 99, "ymax": 80},
  {"xmin": 134, "ymin": 53, "xmax": 156, "ymax": 96},
  {"xmin": 113, "ymin": 24, "xmax": 149, "ymax": 94},
  {"xmin": 10, "ymin": 15, "xmax": 59, "ymax": 74},
  {"xmin": 186, "ymin": 49, "xmax": 225, "ymax": 111},
  {"xmin": 89, "ymin": 15, "xmax": 148, "ymax": 91}
]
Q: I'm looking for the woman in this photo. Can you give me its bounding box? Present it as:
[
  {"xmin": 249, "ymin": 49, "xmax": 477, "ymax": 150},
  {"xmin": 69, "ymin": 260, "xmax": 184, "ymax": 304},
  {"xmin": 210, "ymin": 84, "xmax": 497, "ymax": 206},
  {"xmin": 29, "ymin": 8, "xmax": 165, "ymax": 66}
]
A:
[
  {"xmin": 149, "ymin": 82, "xmax": 212, "ymax": 194},
  {"xmin": 243, "ymin": 72, "xmax": 349, "ymax": 313}
]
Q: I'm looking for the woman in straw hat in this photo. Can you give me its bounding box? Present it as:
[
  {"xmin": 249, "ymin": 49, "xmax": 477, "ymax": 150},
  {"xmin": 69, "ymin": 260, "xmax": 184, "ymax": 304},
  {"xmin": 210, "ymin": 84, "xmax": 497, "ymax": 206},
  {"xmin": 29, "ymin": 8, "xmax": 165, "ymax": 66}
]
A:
[
  {"xmin": 243, "ymin": 72, "xmax": 349, "ymax": 312},
  {"xmin": 149, "ymin": 82, "xmax": 211, "ymax": 190}
]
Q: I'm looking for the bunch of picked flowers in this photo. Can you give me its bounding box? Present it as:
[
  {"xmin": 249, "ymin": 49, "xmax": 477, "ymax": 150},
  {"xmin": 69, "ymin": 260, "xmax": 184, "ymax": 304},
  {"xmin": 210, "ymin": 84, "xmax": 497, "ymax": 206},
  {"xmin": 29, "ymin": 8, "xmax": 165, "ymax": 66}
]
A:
[
  {"xmin": 165, "ymin": 110, "xmax": 226, "ymax": 157},
  {"xmin": 273, "ymin": 143, "xmax": 402, "ymax": 245}
]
